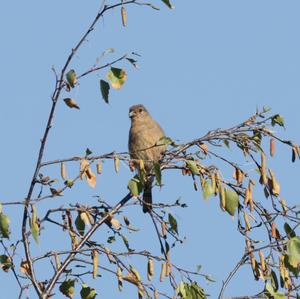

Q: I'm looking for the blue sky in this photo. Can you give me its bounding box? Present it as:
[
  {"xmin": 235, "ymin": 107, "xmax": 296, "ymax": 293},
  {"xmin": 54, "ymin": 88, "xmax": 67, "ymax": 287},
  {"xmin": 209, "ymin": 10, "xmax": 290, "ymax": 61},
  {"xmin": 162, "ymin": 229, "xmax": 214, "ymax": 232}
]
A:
[{"xmin": 1, "ymin": 0, "xmax": 300, "ymax": 298}]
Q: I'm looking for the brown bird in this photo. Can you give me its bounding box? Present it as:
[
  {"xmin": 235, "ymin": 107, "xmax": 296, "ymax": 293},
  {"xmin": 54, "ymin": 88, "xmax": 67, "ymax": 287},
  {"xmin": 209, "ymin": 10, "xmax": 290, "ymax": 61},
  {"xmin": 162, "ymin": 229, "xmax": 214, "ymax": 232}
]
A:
[{"xmin": 128, "ymin": 104, "xmax": 166, "ymax": 212}]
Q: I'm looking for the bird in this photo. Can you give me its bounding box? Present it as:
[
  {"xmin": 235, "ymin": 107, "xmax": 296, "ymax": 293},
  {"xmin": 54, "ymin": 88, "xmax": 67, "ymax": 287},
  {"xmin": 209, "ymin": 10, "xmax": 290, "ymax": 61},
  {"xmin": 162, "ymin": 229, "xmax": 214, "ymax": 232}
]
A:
[{"xmin": 128, "ymin": 104, "xmax": 166, "ymax": 213}]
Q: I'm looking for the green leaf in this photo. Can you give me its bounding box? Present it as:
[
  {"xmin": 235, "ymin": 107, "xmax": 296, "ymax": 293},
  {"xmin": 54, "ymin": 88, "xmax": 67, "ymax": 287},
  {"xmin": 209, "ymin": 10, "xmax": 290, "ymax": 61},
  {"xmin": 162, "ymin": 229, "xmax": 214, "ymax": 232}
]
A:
[
  {"xmin": 0, "ymin": 212, "xmax": 10, "ymax": 239},
  {"xmin": 80, "ymin": 284, "xmax": 97, "ymax": 299},
  {"xmin": 30, "ymin": 204, "xmax": 39, "ymax": 244},
  {"xmin": 128, "ymin": 177, "xmax": 143, "ymax": 197},
  {"xmin": 64, "ymin": 180, "xmax": 74, "ymax": 188},
  {"xmin": 158, "ymin": 136, "xmax": 174, "ymax": 146},
  {"xmin": 59, "ymin": 279, "xmax": 76, "ymax": 299},
  {"xmin": 284, "ymin": 254, "xmax": 299, "ymax": 277},
  {"xmin": 85, "ymin": 148, "xmax": 92, "ymax": 156},
  {"xmin": 0, "ymin": 255, "xmax": 12, "ymax": 272},
  {"xmin": 224, "ymin": 189, "xmax": 239, "ymax": 216},
  {"xmin": 287, "ymin": 237, "xmax": 300, "ymax": 263},
  {"xmin": 100, "ymin": 80, "xmax": 110, "ymax": 103},
  {"xmin": 202, "ymin": 180, "xmax": 214, "ymax": 200},
  {"xmin": 66, "ymin": 69, "xmax": 77, "ymax": 88},
  {"xmin": 161, "ymin": 0, "xmax": 174, "ymax": 9},
  {"xmin": 75, "ymin": 213, "xmax": 85, "ymax": 236},
  {"xmin": 271, "ymin": 114, "xmax": 285, "ymax": 128},
  {"xmin": 263, "ymin": 105, "xmax": 271, "ymax": 113},
  {"xmin": 186, "ymin": 160, "xmax": 200, "ymax": 175},
  {"xmin": 168, "ymin": 213, "xmax": 178, "ymax": 235},
  {"xmin": 177, "ymin": 281, "xmax": 206, "ymax": 299},
  {"xmin": 107, "ymin": 67, "xmax": 126, "ymax": 89},
  {"xmin": 153, "ymin": 162, "xmax": 162, "ymax": 187},
  {"xmin": 284, "ymin": 222, "xmax": 296, "ymax": 239}
]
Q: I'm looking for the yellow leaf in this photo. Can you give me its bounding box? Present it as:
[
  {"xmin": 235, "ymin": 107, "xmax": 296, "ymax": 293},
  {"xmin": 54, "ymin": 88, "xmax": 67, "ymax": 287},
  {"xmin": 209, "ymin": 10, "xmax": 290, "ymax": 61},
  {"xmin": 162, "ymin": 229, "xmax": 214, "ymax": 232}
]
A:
[{"xmin": 107, "ymin": 67, "xmax": 127, "ymax": 89}]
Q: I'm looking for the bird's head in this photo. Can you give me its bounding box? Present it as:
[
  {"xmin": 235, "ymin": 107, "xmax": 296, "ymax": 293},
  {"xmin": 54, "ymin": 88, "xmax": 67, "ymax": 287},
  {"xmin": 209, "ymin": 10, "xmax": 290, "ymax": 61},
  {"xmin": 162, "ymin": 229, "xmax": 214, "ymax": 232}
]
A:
[{"xmin": 129, "ymin": 104, "xmax": 149, "ymax": 120}]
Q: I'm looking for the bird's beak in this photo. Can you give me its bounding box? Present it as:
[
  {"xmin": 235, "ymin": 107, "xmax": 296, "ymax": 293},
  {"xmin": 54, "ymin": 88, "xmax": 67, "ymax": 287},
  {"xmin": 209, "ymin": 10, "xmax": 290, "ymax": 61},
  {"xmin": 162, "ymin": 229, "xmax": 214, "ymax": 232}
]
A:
[{"xmin": 129, "ymin": 111, "xmax": 135, "ymax": 118}]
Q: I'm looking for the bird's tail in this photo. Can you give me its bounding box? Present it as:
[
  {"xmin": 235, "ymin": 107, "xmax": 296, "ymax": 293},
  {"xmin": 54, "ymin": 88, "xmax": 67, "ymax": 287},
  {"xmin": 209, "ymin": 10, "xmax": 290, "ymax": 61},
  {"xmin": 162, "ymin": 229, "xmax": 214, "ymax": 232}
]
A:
[{"xmin": 143, "ymin": 179, "xmax": 152, "ymax": 213}]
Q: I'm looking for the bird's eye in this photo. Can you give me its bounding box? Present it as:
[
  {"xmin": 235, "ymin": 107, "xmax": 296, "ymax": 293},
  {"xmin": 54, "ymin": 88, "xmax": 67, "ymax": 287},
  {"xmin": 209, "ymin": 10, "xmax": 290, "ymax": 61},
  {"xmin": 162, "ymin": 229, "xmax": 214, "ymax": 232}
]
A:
[{"xmin": 139, "ymin": 108, "xmax": 143, "ymax": 113}]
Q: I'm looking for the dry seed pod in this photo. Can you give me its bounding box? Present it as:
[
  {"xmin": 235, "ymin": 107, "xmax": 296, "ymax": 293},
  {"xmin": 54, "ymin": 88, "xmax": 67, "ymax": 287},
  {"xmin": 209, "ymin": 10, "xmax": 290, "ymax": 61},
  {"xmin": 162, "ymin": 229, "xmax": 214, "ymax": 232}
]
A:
[
  {"xmin": 210, "ymin": 174, "xmax": 216, "ymax": 194},
  {"xmin": 161, "ymin": 221, "xmax": 167, "ymax": 237},
  {"xmin": 268, "ymin": 169, "xmax": 280, "ymax": 196},
  {"xmin": 270, "ymin": 138, "xmax": 275, "ymax": 157},
  {"xmin": 259, "ymin": 250, "xmax": 266, "ymax": 272},
  {"xmin": 54, "ymin": 253, "xmax": 61, "ymax": 270},
  {"xmin": 121, "ymin": 6, "xmax": 126, "ymax": 27},
  {"xmin": 260, "ymin": 151, "xmax": 268, "ymax": 185},
  {"xmin": 154, "ymin": 289, "xmax": 159, "ymax": 299},
  {"xmin": 117, "ymin": 267, "xmax": 123, "ymax": 291},
  {"xmin": 147, "ymin": 257, "xmax": 154, "ymax": 281},
  {"xmin": 104, "ymin": 247, "xmax": 114, "ymax": 263},
  {"xmin": 61, "ymin": 162, "xmax": 67, "ymax": 180},
  {"xmin": 96, "ymin": 161, "xmax": 102, "ymax": 174},
  {"xmin": 92, "ymin": 249, "xmax": 98, "ymax": 279},
  {"xmin": 271, "ymin": 222, "xmax": 278, "ymax": 239},
  {"xmin": 159, "ymin": 262, "xmax": 166, "ymax": 282},
  {"xmin": 280, "ymin": 198, "xmax": 288, "ymax": 214},
  {"xmin": 166, "ymin": 262, "xmax": 172, "ymax": 277},
  {"xmin": 297, "ymin": 146, "xmax": 300, "ymax": 159},
  {"xmin": 244, "ymin": 212, "xmax": 251, "ymax": 231},
  {"xmin": 199, "ymin": 143, "xmax": 208, "ymax": 155}
]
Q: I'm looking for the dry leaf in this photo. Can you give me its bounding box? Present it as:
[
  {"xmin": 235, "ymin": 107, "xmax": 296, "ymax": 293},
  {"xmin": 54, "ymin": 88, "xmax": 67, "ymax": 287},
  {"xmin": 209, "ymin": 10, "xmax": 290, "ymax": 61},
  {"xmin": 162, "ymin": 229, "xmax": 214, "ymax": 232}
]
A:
[
  {"xmin": 110, "ymin": 218, "xmax": 121, "ymax": 230},
  {"xmin": 20, "ymin": 260, "xmax": 31, "ymax": 276},
  {"xmin": 268, "ymin": 169, "xmax": 280, "ymax": 196}
]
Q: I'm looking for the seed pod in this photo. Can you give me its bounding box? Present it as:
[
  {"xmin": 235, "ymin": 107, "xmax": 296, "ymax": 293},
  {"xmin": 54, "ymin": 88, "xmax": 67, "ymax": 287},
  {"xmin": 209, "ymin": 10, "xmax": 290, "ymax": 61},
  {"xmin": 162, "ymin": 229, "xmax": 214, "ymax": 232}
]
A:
[
  {"xmin": 210, "ymin": 174, "xmax": 216, "ymax": 194},
  {"xmin": 268, "ymin": 169, "xmax": 280, "ymax": 196},
  {"xmin": 61, "ymin": 162, "xmax": 67, "ymax": 180},
  {"xmin": 117, "ymin": 267, "xmax": 123, "ymax": 291},
  {"xmin": 244, "ymin": 212, "xmax": 251, "ymax": 231},
  {"xmin": 270, "ymin": 138, "xmax": 275, "ymax": 157},
  {"xmin": 260, "ymin": 151, "xmax": 268, "ymax": 185},
  {"xmin": 92, "ymin": 249, "xmax": 98, "ymax": 279},
  {"xmin": 54, "ymin": 253, "xmax": 61, "ymax": 270},
  {"xmin": 161, "ymin": 221, "xmax": 167, "ymax": 237},
  {"xmin": 147, "ymin": 257, "xmax": 154, "ymax": 281},
  {"xmin": 159, "ymin": 262, "xmax": 166, "ymax": 282},
  {"xmin": 121, "ymin": 6, "xmax": 126, "ymax": 27},
  {"xmin": 259, "ymin": 250, "xmax": 266, "ymax": 272},
  {"xmin": 297, "ymin": 146, "xmax": 300, "ymax": 159},
  {"xmin": 114, "ymin": 156, "xmax": 119, "ymax": 173},
  {"xmin": 96, "ymin": 161, "xmax": 102, "ymax": 174},
  {"xmin": 166, "ymin": 262, "xmax": 172, "ymax": 277},
  {"xmin": 154, "ymin": 289, "xmax": 159, "ymax": 299}
]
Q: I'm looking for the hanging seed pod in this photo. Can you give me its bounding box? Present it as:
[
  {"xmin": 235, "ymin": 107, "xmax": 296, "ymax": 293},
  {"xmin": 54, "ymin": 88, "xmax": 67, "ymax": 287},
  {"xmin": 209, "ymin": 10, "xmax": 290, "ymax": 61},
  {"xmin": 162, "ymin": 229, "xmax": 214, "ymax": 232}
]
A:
[
  {"xmin": 292, "ymin": 146, "xmax": 297, "ymax": 162},
  {"xmin": 117, "ymin": 267, "xmax": 123, "ymax": 291},
  {"xmin": 260, "ymin": 151, "xmax": 268, "ymax": 185},
  {"xmin": 270, "ymin": 138, "xmax": 275, "ymax": 157},
  {"xmin": 244, "ymin": 212, "xmax": 251, "ymax": 231},
  {"xmin": 268, "ymin": 169, "xmax": 280, "ymax": 196},
  {"xmin": 61, "ymin": 162, "xmax": 67, "ymax": 180},
  {"xmin": 92, "ymin": 249, "xmax": 98, "ymax": 279},
  {"xmin": 147, "ymin": 257, "xmax": 154, "ymax": 281},
  {"xmin": 161, "ymin": 221, "xmax": 167, "ymax": 237},
  {"xmin": 159, "ymin": 262, "xmax": 166, "ymax": 282},
  {"xmin": 96, "ymin": 161, "xmax": 102, "ymax": 174},
  {"xmin": 259, "ymin": 250, "xmax": 266, "ymax": 272},
  {"xmin": 121, "ymin": 6, "xmax": 126, "ymax": 27}
]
